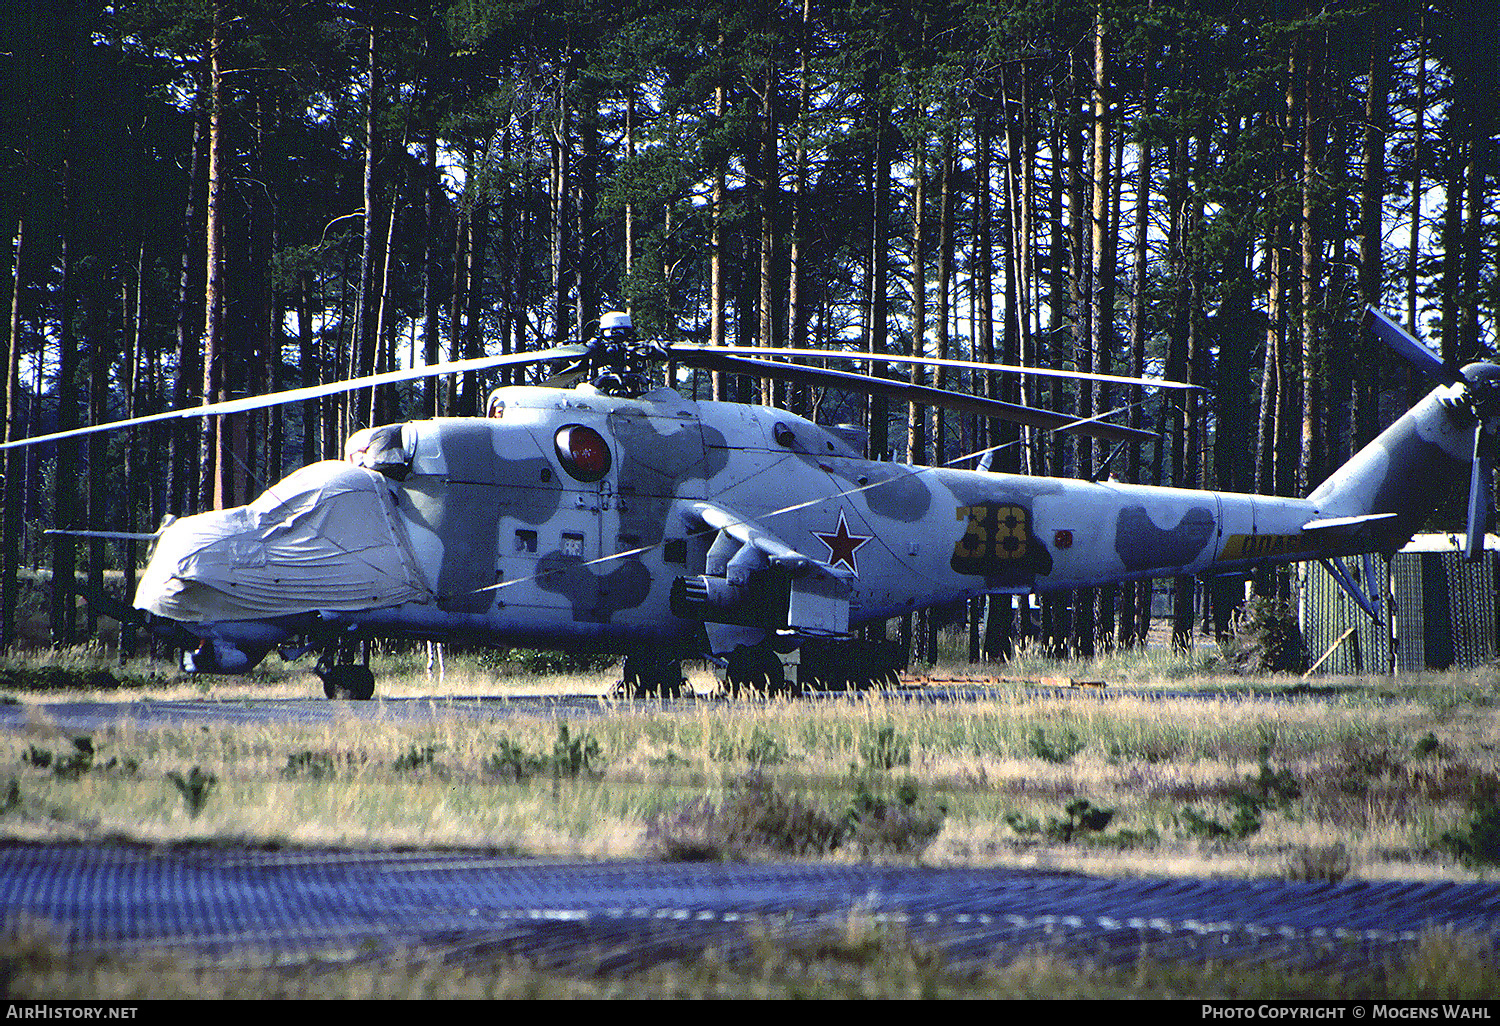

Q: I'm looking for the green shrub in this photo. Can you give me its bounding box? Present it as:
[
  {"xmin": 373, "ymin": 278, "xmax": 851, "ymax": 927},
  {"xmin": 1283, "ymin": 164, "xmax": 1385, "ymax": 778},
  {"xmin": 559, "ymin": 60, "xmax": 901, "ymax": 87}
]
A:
[
  {"xmin": 744, "ymin": 727, "xmax": 789, "ymax": 766},
  {"xmin": 1223, "ymin": 597, "xmax": 1306, "ymax": 673},
  {"xmin": 1173, "ymin": 746, "xmax": 1297, "ymax": 843},
  {"xmin": 1027, "ymin": 727, "xmax": 1084, "ymax": 764},
  {"xmin": 166, "ymin": 767, "xmax": 217, "ymax": 818},
  {"xmin": 846, "ymin": 778, "xmax": 946, "ymax": 856},
  {"xmin": 22, "ymin": 736, "xmax": 135, "ymax": 780},
  {"xmin": 731, "ymin": 776, "xmax": 849, "ymax": 856},
  {"xmin": 1240, "ymin": 743, "xmax": 1301, "ymax": 809},
  {"xmin": 393, "ymin": 744, "xmax": 440, "ymax": 773},
  {"xmin": 0, "ymin": 665, "xmax": 161, "ymax": 692},
  {"xmin": 1440, "ymin": 799, "xmax": 1500, "ymax": 866},
  {"xmin": 485, "ymin": 724, "xmax": 604, "ymax": 782},
  {"xmin": 1412, "ymin": 732, "xmax": 1441, "ymax": 759},
  {"xmin": 1007, "ymin": 798, "xmax": 1114, "ymax": 842},
  {"xmin": 860, "ymin": 725, "xmax": 910, "ymax": 770},
  {"xmin": 50, "ymin": 738, "xmax": 95, "ymax": 780},
  {"xmin": 284, "ymin": 751, "xmax": 335, "ymax": 779},
  {"xmin": 485, "ymin": 739, "xmax": 546, "ymax": 782},
  {"xmin": 1178, "ymin": 794, "xmax": 1263, "ymax": 841},
  {"xmin": 648, "ymin": 775, "xmax": 945, "ymax": 861},
  {"xmin": 548, "ymin": 723, "xmax": 603, "ymax": 778},
  {"xmin": 476, "ymin": 648, "xmax": 618, "ymax": 676}
]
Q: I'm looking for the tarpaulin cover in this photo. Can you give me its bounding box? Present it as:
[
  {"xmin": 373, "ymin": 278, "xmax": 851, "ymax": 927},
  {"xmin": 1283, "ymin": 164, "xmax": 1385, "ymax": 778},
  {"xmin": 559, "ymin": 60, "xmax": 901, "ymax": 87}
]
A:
[{"xmin": 136, "ymin": 461, "xmax": 431, "ymax": 622}]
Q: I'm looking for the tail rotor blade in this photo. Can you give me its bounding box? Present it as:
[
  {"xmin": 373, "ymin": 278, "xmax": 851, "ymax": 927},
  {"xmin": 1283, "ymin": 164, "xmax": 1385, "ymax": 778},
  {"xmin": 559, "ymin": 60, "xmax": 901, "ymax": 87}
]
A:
[
  {"xmin": 1364, "ymin": 306, "xmax": 1463, "ymax": 387},
  {"xmin": 1467, "ymin": 423, "xmax": 1496, "ymax": 562}
]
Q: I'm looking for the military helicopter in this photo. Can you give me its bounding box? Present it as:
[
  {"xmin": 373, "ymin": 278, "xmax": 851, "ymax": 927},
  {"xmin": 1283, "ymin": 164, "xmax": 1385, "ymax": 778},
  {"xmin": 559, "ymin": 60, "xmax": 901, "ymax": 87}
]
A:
[{"xmin": 4, "ymin": 307, "xmax": 1495, "ymax": 698}]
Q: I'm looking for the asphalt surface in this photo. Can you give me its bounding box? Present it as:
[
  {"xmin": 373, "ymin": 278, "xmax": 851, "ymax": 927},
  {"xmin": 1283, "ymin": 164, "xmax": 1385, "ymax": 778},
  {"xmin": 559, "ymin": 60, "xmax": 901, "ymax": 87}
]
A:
[
  {"xmin": 0, "ymin": 682, "xmax": 1295, "ymax": 733},
  {"xmin": 1, "ymin": 843, "xmax": 1496, "ymax": 976}
]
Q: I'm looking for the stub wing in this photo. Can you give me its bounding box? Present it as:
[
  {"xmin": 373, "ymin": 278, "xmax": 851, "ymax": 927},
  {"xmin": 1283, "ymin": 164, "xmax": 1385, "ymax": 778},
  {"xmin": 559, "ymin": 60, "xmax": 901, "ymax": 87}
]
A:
[
  {"xmin": 681, "ymin": 500, "xmax": 855, "ymax": 641},
  {"xmin": 688, "ymin": 501, "xmax": 855, "ymax": 581}
]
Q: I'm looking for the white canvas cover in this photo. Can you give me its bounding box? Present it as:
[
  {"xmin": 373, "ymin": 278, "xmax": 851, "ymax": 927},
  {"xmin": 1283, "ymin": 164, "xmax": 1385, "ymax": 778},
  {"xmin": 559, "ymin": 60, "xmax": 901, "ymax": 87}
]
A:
[{"xmin": 135, "ymin": 461, "xmax": 432, "ymax": 622}]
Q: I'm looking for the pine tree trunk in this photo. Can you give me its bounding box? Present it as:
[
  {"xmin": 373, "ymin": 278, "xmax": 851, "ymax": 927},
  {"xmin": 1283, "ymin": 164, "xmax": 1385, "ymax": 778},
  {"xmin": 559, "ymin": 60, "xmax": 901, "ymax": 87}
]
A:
[
  {"xmin": 1298, "ymin": 22, "xmax": 1324, "ymax": 496},
  {"xmin": 786, "ymin": 0, "xmax": 811, "ymax": 416},
  {"xmin": 354, "ymin": 21, "xmax": 382, "ymax": 430},
  {"xmin": 1405, "ymin": 12, "xmax": 1425, "ymax": 339},
  {"xmin": 1352, "ymin": 8, "xmax": 1390, "ymax": 449},
  {"xmin": 908, "ymin": 130, "xmax": 925, "ymax": 467},
  {"xmin": 200, "ymin": 0, "xmax": 227, "ymax": 510},
  {"xmin": 866, "ymin": 72, "xmax": 891, "ymax": 460},
  {"xmin": 1089, "ymin": 12, "xmax": 1114, "ymax": 653},
  {"xmin": 710, "ymin": 58, "xmax": 726, "ymax": 401},
  {"xmin": 2, "ymin": 184, "xmax": 25, "ymax": 651},
  {"xmin": 171, "ymin": 92, "xmax": 206, "ymax": 516},
  {"xmin": 932, "ymin": 125, "xmax": 953, "ymax": 468}
]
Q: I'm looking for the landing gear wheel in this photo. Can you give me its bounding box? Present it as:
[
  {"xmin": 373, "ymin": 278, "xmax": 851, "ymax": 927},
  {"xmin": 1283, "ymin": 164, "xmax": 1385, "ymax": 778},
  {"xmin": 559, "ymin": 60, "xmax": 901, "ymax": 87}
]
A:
[
  {"xmin": 321, "ymin": 664, "xmax": 375, "ymax": 701},
  {"xmin": 726, "ymin": 644, "xmax": 788, "ymax": 698},
  {"xmin": 620, "ymin": 655, "xmax": 683, "ymax": 699}
]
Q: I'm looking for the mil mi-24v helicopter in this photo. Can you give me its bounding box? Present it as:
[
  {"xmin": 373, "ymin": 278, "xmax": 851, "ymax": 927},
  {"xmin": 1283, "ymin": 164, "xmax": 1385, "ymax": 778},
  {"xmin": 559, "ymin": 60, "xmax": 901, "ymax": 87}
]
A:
[{"xmin": 4, "ymin": 307, "xmax": 1496, "ymax": 698}]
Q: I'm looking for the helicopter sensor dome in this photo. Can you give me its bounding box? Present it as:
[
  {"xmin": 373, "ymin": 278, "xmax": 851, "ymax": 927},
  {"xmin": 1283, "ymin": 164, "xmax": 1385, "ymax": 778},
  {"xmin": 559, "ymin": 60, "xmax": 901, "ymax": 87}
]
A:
[{"xmin": 600, "ymin": 311, "xmax": 633, "ymax": 335}]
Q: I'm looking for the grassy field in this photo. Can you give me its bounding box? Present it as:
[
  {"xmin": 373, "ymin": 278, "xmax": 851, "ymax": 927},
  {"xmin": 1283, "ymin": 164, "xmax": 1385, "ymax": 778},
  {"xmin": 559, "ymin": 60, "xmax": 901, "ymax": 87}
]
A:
[{"xmin": 1, "ymin": 640, "xmax": 1498, "ymax": 997}]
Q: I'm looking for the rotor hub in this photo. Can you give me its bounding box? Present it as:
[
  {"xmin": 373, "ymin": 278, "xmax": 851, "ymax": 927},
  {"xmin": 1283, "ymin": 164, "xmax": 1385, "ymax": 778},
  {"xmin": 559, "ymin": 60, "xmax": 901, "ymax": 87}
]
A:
[
  {"xmin": 588, "ymin": 311, "xmax": 663, "ymax": 397},
  {"xmin": 1462, "ymin": 362, "xmax": 1500, "ymax": 421}
]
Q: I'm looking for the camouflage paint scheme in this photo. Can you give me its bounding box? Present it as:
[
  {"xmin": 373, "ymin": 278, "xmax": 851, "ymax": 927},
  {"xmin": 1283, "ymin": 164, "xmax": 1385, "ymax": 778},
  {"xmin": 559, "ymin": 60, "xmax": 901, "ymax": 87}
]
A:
[{"xmin": 135, "ymin": 365, "xmax": 1493, "ymax": 666}]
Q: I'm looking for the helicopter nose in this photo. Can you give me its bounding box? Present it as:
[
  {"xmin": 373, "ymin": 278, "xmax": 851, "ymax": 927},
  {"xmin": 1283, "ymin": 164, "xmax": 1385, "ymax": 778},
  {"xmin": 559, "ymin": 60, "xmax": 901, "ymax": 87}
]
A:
[
  {"xmin": 133, "ymin": 507, "xmax": 250, "ymax": 623},
  {"xmin": 134, "ymin": 461, "xmax": 431, "ymax": 624}
]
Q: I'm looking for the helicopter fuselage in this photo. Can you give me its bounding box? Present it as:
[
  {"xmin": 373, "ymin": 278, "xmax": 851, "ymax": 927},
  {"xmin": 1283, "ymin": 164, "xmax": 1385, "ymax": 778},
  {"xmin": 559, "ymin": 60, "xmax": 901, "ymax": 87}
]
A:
[{"xmin": 134, "ymin": 368, "xmax": 1484, "ymax": 682}]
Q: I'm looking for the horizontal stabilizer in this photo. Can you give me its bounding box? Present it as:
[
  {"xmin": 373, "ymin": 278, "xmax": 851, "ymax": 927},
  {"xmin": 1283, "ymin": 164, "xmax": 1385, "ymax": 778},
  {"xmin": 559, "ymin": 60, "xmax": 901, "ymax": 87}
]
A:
[{"xmin": 1300, "ymin": 513, "xmax": 1399, "ymax": 534}]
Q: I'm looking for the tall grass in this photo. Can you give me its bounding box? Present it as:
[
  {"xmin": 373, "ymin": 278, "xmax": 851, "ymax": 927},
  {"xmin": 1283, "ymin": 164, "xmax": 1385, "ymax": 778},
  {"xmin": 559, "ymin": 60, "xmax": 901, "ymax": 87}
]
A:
[{"xmin": 1, "ymin": 652, "xmax": 1496, "ymax": 881}]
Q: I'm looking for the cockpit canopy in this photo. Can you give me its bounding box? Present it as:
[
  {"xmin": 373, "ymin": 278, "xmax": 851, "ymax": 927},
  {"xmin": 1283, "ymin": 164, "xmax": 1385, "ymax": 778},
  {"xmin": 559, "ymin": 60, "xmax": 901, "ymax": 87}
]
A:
[{"xmin": 345, "ymin": 424, "xmax": 414, "ymax": 479}]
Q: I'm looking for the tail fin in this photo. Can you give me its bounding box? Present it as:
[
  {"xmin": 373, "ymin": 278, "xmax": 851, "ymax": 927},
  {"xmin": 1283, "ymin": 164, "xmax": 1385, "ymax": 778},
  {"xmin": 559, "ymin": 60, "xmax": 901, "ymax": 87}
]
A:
[{"xmin": 1306, "ymin": 379, "xmax": 1475, "ymax": 550}]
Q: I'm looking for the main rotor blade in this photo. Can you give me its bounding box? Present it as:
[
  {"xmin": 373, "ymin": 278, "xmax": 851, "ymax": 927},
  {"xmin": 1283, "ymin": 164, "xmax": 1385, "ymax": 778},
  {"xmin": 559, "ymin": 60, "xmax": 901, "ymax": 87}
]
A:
[
  {"xmin": 1364, "ymin": 306, "xmax": 1463, "ymax": 388},
  {"xmin": 669, "ymin": 343, "xmax": 1199, "ymax": 392},
  {"xmin": 0, "ymin": 344, "xmax": 591, "ymax": 452},
  {"xmin": 677, "ymin": 351, "xmax": 1156, "ymax": 444}
]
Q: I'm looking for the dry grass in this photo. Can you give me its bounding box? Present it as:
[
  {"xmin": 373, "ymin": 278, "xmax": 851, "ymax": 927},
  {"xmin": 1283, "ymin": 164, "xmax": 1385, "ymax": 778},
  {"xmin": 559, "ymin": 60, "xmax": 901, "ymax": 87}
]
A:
[
  {"xmin": 3, "ymin": 915, "xmax": 1494, "ymax": 999},
  {"xmin": 3, "ymin": 647, "xmax": 1499, "ymax": 997},
  {"xmin": 1, "ymin": 647, "xmax": 1498, "ymax": 878}
]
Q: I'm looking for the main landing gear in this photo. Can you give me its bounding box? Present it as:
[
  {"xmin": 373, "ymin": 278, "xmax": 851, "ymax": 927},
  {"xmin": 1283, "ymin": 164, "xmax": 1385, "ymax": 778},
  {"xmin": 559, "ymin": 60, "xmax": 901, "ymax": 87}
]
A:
[
  {"xmin": 614, "ymin": 635, "xmax": 907, "ymax": 701},
  {"xmin": 314, "ymin": 638, "xmax": 375, "ymax": 700},
  {"xmin": 725, "ymin": 642, "xmax": 792, "ymax": 698},
  {"xmin": 618, "ymin": 653, "xmax": 684, "ymax": 699},
  {"xmin": 719, "ymin": 637, "xmax": 904, "ymax": 696}
]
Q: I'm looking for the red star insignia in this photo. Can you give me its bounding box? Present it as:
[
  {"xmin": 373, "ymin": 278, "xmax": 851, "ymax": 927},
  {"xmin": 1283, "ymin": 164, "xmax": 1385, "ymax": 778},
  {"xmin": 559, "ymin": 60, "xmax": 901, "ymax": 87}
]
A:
[{"xmin": 813, "ymin": 511, "xmax": 873, "ymax": 574}]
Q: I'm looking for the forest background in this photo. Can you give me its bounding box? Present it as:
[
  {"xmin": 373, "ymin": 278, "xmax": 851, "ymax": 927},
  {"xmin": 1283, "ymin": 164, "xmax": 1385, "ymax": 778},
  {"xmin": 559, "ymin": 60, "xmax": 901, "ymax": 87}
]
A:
[{"xmin": 0, "ymin": 0, "xmax": 1495, "ymax": 659}]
